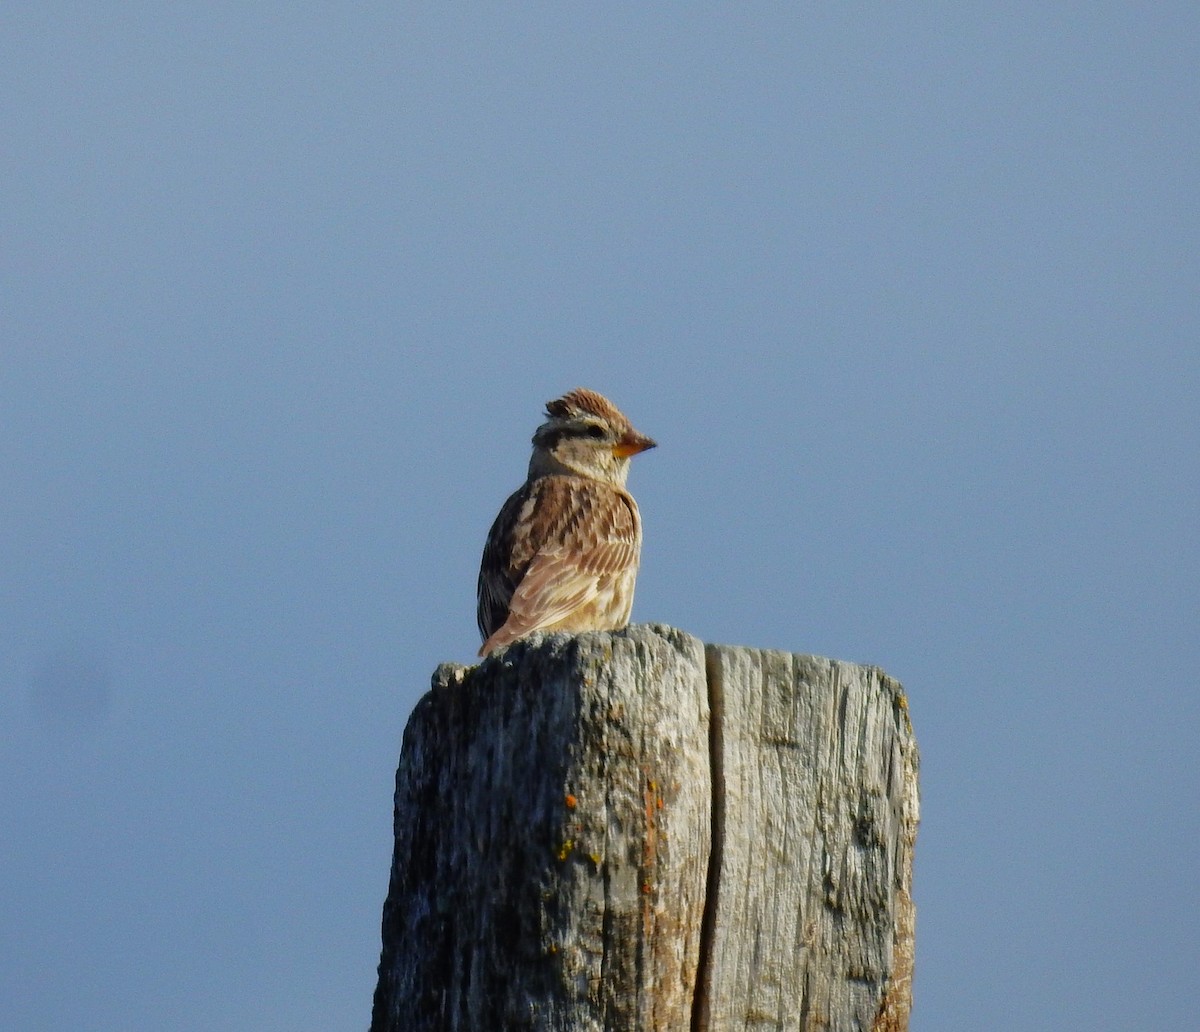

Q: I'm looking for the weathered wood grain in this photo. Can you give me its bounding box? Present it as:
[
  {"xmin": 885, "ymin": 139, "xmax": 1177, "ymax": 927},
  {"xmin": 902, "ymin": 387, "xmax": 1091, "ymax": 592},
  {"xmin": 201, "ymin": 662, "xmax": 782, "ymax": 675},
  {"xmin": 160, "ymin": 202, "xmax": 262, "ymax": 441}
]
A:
[
  {"xmin": 700, "ymin": 647, "xmax": 918, "ymax": 1031},
  {"xmin": 370, "ymin": 624, "xmax": 711, "ymax": 1032},
  {"xmin": 371, "ymin": 625, "xmax": 918, "ymax": 1032}
]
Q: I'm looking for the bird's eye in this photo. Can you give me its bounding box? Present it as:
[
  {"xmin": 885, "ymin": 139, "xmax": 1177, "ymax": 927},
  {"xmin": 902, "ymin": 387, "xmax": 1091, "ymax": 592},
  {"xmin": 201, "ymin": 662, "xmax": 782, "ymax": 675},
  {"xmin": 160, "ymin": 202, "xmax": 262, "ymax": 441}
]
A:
[{"xmin": 584, "ymin": 425, "xmax": 606, "ymax": 439}]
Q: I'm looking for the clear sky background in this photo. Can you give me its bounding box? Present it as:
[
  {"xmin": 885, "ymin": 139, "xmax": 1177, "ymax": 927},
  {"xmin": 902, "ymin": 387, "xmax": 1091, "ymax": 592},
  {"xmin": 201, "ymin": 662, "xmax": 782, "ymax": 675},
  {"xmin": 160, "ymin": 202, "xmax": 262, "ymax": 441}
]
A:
[{"xmin": 3, "ymin": 5, "xmax": 1196, "ymax": 1030}]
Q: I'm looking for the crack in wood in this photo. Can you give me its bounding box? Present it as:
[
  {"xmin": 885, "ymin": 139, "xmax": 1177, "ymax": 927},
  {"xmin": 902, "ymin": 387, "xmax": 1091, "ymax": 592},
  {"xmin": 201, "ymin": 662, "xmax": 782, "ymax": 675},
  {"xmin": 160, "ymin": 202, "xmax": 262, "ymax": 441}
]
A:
[{"xmin": 691, "ymin": 646, "xmax": 726, "ymax": 1032}]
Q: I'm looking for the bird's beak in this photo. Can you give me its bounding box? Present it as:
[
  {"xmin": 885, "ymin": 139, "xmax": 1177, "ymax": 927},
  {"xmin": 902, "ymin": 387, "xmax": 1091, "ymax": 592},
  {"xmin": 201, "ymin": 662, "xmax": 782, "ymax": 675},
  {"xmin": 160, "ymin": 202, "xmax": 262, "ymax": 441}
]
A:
[{"xmin": 612, "ymin": 433, "xmax": 657, "ymax": 459}]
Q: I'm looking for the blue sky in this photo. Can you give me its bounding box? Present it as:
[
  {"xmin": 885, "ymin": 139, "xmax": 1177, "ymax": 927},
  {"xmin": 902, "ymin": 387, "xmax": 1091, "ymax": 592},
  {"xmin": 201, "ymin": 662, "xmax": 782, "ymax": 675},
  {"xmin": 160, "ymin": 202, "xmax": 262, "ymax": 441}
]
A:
[{"xmin": 2, "ymin": 5, "xmax": 1197, "ymax": 1029}]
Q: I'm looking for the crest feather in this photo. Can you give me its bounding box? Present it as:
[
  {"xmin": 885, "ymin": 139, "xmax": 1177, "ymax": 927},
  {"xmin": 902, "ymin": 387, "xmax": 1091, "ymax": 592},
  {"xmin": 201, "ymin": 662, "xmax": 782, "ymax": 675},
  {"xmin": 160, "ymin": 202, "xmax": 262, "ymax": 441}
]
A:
[{"xmin": 545, "ymin": 388, "xmax": 629, "ymax": 430}]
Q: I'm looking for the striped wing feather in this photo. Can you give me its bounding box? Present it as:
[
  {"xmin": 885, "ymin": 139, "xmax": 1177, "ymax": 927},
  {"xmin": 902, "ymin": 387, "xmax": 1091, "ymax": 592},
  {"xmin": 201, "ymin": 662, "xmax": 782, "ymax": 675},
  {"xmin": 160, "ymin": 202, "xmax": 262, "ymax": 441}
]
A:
[{"xmin": 477, "ymin": 475, "xmax": 640, "ymax": 654}]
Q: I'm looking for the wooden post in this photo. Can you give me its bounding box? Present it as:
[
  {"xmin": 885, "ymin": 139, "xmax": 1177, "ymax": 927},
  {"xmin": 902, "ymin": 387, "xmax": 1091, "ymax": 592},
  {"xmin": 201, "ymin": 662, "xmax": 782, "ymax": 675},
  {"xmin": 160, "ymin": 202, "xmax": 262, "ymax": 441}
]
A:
[{"xmin": 371, "ymin": 624, "xmax": 918, "ymax": 1032}]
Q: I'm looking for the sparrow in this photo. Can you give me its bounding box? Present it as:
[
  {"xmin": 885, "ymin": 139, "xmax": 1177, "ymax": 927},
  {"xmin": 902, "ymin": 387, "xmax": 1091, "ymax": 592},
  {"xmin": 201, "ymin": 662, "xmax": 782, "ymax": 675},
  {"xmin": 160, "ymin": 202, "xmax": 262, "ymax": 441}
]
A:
[{"xmin": 477, "ymin": 388, "xmax": 656, "ymax": 656}]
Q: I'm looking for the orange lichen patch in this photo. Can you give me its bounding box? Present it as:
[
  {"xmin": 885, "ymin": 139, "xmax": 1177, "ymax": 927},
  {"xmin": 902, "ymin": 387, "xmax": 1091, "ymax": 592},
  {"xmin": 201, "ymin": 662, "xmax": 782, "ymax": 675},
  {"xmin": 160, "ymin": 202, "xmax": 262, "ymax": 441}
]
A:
[
  {"xmin": 564, "ymin": 793, "xmax": 577, "ymax": 809},
  {"xmin": 641, "ymin": 882, "xmax": 652, "ymax": 895}
]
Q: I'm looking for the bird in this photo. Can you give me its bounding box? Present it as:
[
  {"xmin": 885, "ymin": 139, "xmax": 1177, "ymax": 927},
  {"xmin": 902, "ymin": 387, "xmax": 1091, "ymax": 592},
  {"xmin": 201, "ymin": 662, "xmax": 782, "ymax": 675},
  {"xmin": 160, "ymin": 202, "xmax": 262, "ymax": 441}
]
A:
[{"xmin": 476, "ymin": 387, "xmax": 657, "ymax": 657}]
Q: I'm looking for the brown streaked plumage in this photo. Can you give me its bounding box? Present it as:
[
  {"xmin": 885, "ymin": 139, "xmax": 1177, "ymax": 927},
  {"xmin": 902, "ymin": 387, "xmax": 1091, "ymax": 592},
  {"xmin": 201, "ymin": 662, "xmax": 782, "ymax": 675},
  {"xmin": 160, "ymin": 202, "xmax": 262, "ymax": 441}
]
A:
[{"xmin": 477, "ymin": 388, "xmax": 656, "ymax": 656}]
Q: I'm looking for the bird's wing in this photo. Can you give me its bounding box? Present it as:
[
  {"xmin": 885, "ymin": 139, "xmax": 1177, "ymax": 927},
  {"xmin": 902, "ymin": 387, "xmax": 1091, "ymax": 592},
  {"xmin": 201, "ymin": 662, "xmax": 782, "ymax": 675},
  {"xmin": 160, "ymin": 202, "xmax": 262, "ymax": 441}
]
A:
[
  {"xmin": 478, "ymin": 476, "xmax": 640, "ymax": 655},
  {"xmin": 476, "ymin": 485, "xmax": 532, "ymax": 641},
  {"xmin": 483, "ymin": 539, "xmax": 639, "ymax": 650}
]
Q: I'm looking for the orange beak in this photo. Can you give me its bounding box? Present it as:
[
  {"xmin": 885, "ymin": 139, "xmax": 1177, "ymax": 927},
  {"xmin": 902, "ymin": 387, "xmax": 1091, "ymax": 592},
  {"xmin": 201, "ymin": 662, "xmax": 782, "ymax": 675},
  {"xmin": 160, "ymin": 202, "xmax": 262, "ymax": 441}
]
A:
[{"xmin": 612, "ymin": 433, "xmax": 657, "ymax": 459}]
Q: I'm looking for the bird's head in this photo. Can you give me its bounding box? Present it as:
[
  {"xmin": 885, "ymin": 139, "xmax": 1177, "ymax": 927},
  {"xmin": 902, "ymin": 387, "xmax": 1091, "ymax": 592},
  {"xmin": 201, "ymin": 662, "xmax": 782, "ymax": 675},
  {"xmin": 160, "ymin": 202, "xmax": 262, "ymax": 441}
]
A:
[{"xmin": 528, "ymin": 387, "xmax": 656, "ymax": 485}]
